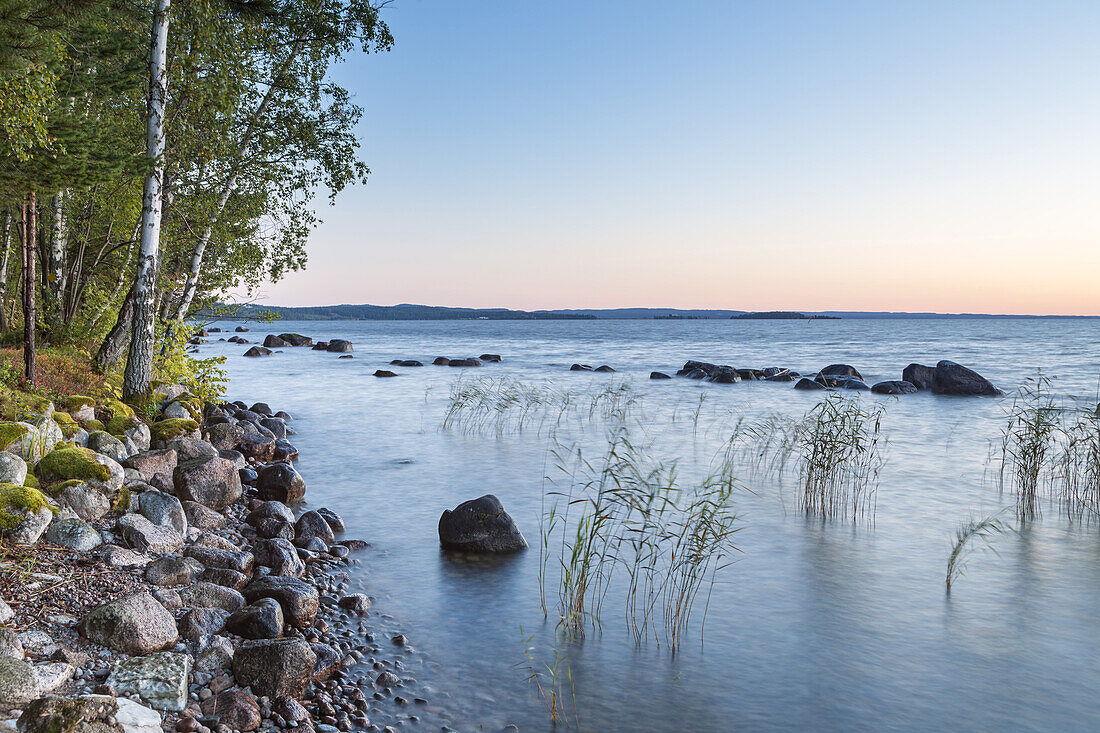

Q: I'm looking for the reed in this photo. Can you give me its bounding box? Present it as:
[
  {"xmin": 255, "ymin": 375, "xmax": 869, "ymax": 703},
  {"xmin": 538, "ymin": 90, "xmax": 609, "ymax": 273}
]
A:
[
  {"xmin": 998, "ymin": 375, "xmax": 1061, "ymax": 521},
  {"xmin": 541, "ymin": 421, "xmax": 740, "ymax": 650},
  {"xmin": 1055, "ymin": 402, "xmax": 1100, "ymax": 520},
  {"xmin": 521, "ymin": 629, "xmax": 577, "ymax": 727},
  {"xmin": 796, "ymin": 393, "xmax": 885, "ymax": 521},
  {"xmin": 945, "ymin": 510, "xmax": 1013, "ymax": 593}
]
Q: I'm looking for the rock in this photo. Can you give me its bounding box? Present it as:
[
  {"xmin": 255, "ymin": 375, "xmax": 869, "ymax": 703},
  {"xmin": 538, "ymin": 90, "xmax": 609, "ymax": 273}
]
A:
[
  {"xmin": 0, "ymin": 421, "xmax": 43, "ymax": 462},
  {"xmin": 765, "ymin": 372, "xmax": 797, "ymax": 382},
  {"xmin": 0, "ymin": 597, "xmax": 10, "ymax": 624},
  {"xmin": 255, "ymin": 518, "xmax": 294, "ymax": 541},
  {"xmin": 177, "ymin": 608, "xmax": 230, "ymax": 641},
  {"xmin": 145, "ymin": 557, "xmax": 193, "ymax": 586},
  {"xmin": 88, "ymin": 430, "xmax": 131, "ymax": 462},
  {"xmin": 106, "ymin": 652, "xmax": 190, "ymax": 711},
  {"xmin": 902, "ymin": 363, "xmax": 936, "ymax": 390},
  {"xmin": 338, "ymin": 594, "xmax": 370, "ymax": 614},
  {"xmin": 253, "ymin": 538, "xmax": 305, "ymax": 577},
  {"xmin": 438, "ymin": 494, "xmax": 527, "ymax": 553},
  {"xmin": 226, "ymin": 598, "xmax": 284, "ymax": 639},
  {"xmin": 178, "ymin": 582, "xmax": 246, "ymax": 613},
  {"xmin": 263, "ymin": 335, "xmax": 289, "ymax": 348},
  {"xmin": 201, "ymin": 568, "xmax": 248, "ymax": 590},
  {"xmin": 164, "ymin": 437, "xmax": 217, "ymax": 461},
  {"xmin": 32, "ymin": 662, "xmax": 73, "ymax": 694},
  {"xmin": 183, "ymin": 545, "xmax": 254, "ymax": 574},
  {"xmin": 232, "ymin": 638, "xmax": 316, "ymax": 699},
  {"xmin": 94, "ymin": 544, "xmax": 154, "ymax": 568},
  {"xmin": 0, "ymin": 628, "xmax": 21, "ymax": 660},
  {"xmin": 373, "ymin": 370, "xmax": 398, "ymax": 377},
  {"xmin": 0, "ymin": 453, "xmax": 27, "ymax": 485},
  {"xmin": 1, "ymin": 501, "xmax": 52, "ymax": 546},
  {"xmin": 271, "ymin": 696, "xmax": 309, "ymax": 724},
  {"xmin": 243, "ymin": 346, "xmax": 272, "ymax": 357},
  {"xmin": 479, "ymin": 353, "xmax": 502, "ymax": 362},
  {"xmin": 117, "ymin": 513, "xmax": 184, "ymax": 554},
  {"xmin": 932, "ymin": 360, "xmax": 1002, "ymax": 396},
  {"xmin": 126, "ymin": 424, "xmax": 152, "ymax": 453},
  {"xmin": 152, "ymin": 587, "xmax": 182, "ymax": 610},
  {"xmin": 18, "ymin": 629, "xmax": 55, "ymax": 657},
  {"xmin": 256, "ymin": 463, "xmax": 305, "ymax": 503},
  {"xmin": 16, "ymin": 695, "xmax": 114, "ymax": 732},
  {"xmin": 794, "ymin": 377, "xmax": 827, "ymax": 390},
  {"xmin": 316, "ymin": 508, "xmax": 344, "ymax": 533},
  {"xmin": 594, "ymin": 365, "xmax": 615, "ymax": 373},
  {"xmin": 271, "ymin": 439, "xmax": 299, "ymax": 462},
  {"xmin": 173, "ymin": 456, "xmax": 242, "ymax": 510},
  {"xmin": 447, "ymin": 358, "xmax": 481, "ymax": 367},
  {"xmin": 278, "ymin": 334, "xmax": 313, "ymax": 348},
  {"xmin": 138, "ymin": 490, "xmax": 187, "ymax": 534},
  {"xmin": 182, "ymin": 501, "xmax": 225, "ymax": 530},
  {"xmin": 236, "ymin": 433, "xmax": 275, "ymax": 462},
  {"xmin": 235, "ymin": 326, "xmax": 250, "ymax": 332},
  {"xmin": 326, "ymin": 340, "xmax": 353, "ymax": 353},
  {"xmin": 432, "ymin": 356, "xmax": 450, "ymax": 366},
  {"xmin": 310, "ymin": 642, "xmax": 340, "ymax": 681},
  {"xmin": 246, "ymin": 501, "xmax": 295, "ymax": 526},
  {"xmin": 78, "ymin": 591, "xmax": 178, "ymax": 654},
  {"xmin": 202, "ymin": 689, "xmax": 262, "ymax": 731},
  {"xmin": 391, "ymin": 360, "xmax": 423, "ymax": 367},
  {"xmin": 123, "ymin": 448, "xmax": 178, "ymax": 481},
  {"xmin": 294, "ymin": 511, "xmax": 334, "ymax": 547},
  {"xmin": 36, "ymin": 446, "xmax": 124, "ymax": 497},
  {"xmin": 44, "ymin": 517, "xmax": 102, "ymax": 550},
  {"xmin": 872, "ymin": 380, "xmax": 919, "ymax": 395},
  {"xmin": 820, "ymin": 364, "xmax": 863, "ymax": 380},
  {"xmin": 650, "ymin": 372, "xmax": 671, "ymax": 379},
  {"xmin": 242, "ymin": 576, "xmax": 319, "ymax": 629},
  {"xmin": 839, "ymin": 379, "xmax": 870, "ymax": 391},
  {"xmin": 194, "ymin": 636, "xmax": 234, "ymax": 672},
  {"xmin": 707, "ymin": 366, "xmax": 740, "ymax": 383},
  {"xmin": 29, "ymin": 416, "xmax": 63, "ymax": 455},
  {"xmin": 206, "ymin": 422, "xmax": 244, "ymax": 452}
]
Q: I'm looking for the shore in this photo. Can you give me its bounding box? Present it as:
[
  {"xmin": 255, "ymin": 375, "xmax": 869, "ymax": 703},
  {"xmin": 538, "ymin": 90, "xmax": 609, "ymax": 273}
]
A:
[{"xmin": 0, "ymin": 386, "xmax": 448, "ymax": 733}]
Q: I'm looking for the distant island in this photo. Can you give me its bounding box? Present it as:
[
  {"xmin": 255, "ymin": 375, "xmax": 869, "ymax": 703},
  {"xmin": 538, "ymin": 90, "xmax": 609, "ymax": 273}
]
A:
[
  {"xmin": 733, "ymin": 311, "xmax": 840, "ymax": 320},
  {"xmin": 225, "ymin": 303, "xmax": 1100, "ymax": 321}
]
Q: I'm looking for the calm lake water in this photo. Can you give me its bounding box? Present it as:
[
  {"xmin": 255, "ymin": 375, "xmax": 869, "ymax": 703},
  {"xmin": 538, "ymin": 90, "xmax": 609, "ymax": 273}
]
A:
[{"xmin": 206, "ymin": 318, "xmax": 1100, "ymax": 732}]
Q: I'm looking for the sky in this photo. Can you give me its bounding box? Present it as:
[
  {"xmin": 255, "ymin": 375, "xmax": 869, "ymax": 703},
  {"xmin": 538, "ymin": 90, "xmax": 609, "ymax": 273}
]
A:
[{"xmin": 260, "ymin": 0, "xmax": 1100, "ymax": 315}]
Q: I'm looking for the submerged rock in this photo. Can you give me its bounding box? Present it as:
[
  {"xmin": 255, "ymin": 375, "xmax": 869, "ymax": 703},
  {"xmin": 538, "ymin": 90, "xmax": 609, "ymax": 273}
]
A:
[
  {"xmin": 872, "ymin": 380, "xmax": 919, "ymax": 395},
  {"xmin": 438, "ymin": 494, "xmax": 527, "ymax": 553},
  {"xmin": 902, "ymin": 363, "xmax": 936, "ymax": 390},
  {"xmin": 373, "ymin": 370, "xmax": 398, "ymax": 377},
  {"xmin": 243, "ymin": 346, "xmax": 272, "ymax": 357},
  {"xmin": 650, "ymin": 371, "xmax": 672, "ymax": 379},
  {"xmin": 932, "ymin": 360, "xmax": 1002, "ymax": 396},
  {"xmin": 326, "ymin": 339, "xmax": 354, "ymax": 353},
  {"xmin": 794, "ymin": 377, "xmax": 827, "ymax": 391}
]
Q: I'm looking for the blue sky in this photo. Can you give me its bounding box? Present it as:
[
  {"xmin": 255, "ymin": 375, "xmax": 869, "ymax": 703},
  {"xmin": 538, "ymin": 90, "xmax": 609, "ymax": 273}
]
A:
[{"xmin": 262, "ymin": 0, "xmax": 1100, "ymax": 314}]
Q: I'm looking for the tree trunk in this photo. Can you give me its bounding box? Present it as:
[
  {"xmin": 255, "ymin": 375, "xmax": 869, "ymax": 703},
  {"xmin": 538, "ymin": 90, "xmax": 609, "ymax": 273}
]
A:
[
  {"xmin": 47, "ymin": 190, "xmax": 68, "ymax": 334},
  {"xmin": 123, "ymin": 0, "xmax": 171, "ymax": 401},
  {"xmin": 96, "ymin": 281, "xmax": 136, "ymax": 372},
  {"xmin": 0, "ymin": 211, "xmax": 11, "ymax": 333},
  {"xmin": 22, "ymin": 195, "xmax": 36, "ymax": 385}
]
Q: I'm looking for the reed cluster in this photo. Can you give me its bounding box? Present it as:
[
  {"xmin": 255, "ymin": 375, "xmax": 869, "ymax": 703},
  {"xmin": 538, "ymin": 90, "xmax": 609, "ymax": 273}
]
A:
[
  {"xmin": 998, "ymin": 375, "xmax": 1061, "ymax": 521},
  {"xmin": 540, "ymin": 422, "xmax": 740, "ymax": 650}
]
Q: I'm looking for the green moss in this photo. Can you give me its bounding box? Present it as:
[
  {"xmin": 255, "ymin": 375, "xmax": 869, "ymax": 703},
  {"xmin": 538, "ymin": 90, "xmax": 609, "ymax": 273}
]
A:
[
  {"xmin": 98, "ymin": 398, "xmax": 139, "ymax": 435},
  {"xmin": 83, "ymin": 418, "xmax": 104, "ymax": 432},
  {"xmin": 0, "ymin": 421, "xmax": 31, "ymax": 449},
  {"xmin": 36, "ymin": 446, "xmax": 112, "ymax": 486},
  {"xmin": 52, "ymin": 411, "xmax": 78, "ymax": 438},
  {"xmin": 23, "ymin": 474, "xmax": 38, "ymax": 488},
  {"xmin": 66, "ymin": 395, "xmax": 95, "ymax": 411},
  {"xmin": 46, "ymin": 478, "xmax": 87, "ymax": 495},
  {"xmin": 167, "ymin": 396, "xmax": 203, "ymax": 421},
  {"xmin": 0, "ymin": 483, "xmax": 51, "ymax": 531},
  {"xmin": 113, "ymin": 484, "xmax": 131, "ymax": 512},
  {"xmin": 150, "ymin": 418, "xmax": 199, "ymax": 441}
]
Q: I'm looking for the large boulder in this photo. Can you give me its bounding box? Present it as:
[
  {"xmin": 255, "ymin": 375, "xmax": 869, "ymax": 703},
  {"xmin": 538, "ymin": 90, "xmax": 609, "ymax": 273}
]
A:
[
  {"xmin": 263, "ymin": 335, "xmax": 289, "ymax": 348},
  {"xmin": 226, "ymin": 598, "xmax": 284, "ymax": 640},
  {"xmin": 56, "ymin": 482, "xmax": 110, "ymax": 522},
  {"xmin": 182, "ymin": 501, "xmax": 225, "ymax": 530},
  {"xmin": 149, "ymin": 418, "xmax": 200, "ymax": 443},
  {"xmin": 0, "ymin": 656, "xmax": 39, "ymax": 706},
  {"xmin": 872, "ymin": 380, "xmax": 919, "ymax": 395},
  {"xmin": 17, "ymin": 695, "xmax": 162, "ymax": 733},
  {"xmin": 438, "ymin": 494, "xmax": 527, "ymax": 553},
  {"xmin": 242, "ymin": 576, "xmax": 319, "ymax": 629},
  {"xmin": 116, "ymin": 513, "xmax": 184, "ymax": 554},
  {"xmin": 326, "ymin": 339, "xmax": 353, "ymax": 353},
  {"xmin": 0, "ymin": 453, "xmax": 27, "ymax": 485},
  {"xmin": 293, "ymin": 510, "xmax": 334, "ymax": 547},
  {"xmin": 237, "ymin": 433, "xmax": 275, "ymax": 462},
  {"xmin": 902, "ymin": 363, "xmax": 936, "ymax": 390},
  {"xmin": 36, "ymin": 446, "xmax": 124, "ymax": 496},
  {"xmin": 278, "ymin": 333, "xmax": 313, "ymax": 347},
  {"xmin": 144, "ymin": 557, "xmax": 192, "ymax": 586},
  {"xmin": 794, "ymin": 377, "xmax": 827, "ymax": 391},
  {"xmin": 173, "ymin": 456, "xmax": 242, "ymax": 510},
  {"xmin": 87, "ymin": 431, "xmax": 131, "ymax": 463},
  {"xmin": 177, "ymin": 607, "xmax": 230, "ymax": 641},
  {"xmin": 253, "ymin": 538, "xmax": 305, "ymax": 577},
  {"xmin": 137, "ymin": 490, "xmax": 187, "ymax": 534},
  {"xmin": 201, "ymin": 689, "xmax": 262, "ymax": 731},
  {"xmin": 932, "ymin": 360, "xmax": 1002, "ymax": 396},
  {"xmin": 819, "ymin": 364, "xmax": 862, "ymax": 380},
  {"xmin": 78, "ymin": 591, "xmax": 178, "ymax": 654},
  {"xmin": 256, "ymin": 463, "xmax": 305, "ymax": 503},
  {"xmin": 0, "ymin": 485, "xmax": 54, "ymax": 545},
  {"xmin": 44, "ymin": 517, "xmax": 102, "ymax": 551},
  {"xmin": 232, "ymin": 638, "xmax": 316, "ymax": 699},
  {"xmin": 106, "ymin": 651, "xmax": 191, "ymax": 711},
  {"xmin": 123, "ymin": 449, "xmax": 178, "ymax": 482},
  {"xmin": 0, "ymin": 421, "xmax": 44, "ymax": 462}
]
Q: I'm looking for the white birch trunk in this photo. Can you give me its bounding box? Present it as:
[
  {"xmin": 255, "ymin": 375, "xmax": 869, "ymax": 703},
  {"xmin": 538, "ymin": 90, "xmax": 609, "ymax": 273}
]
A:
[{"xmin": 123, "ymin": 0, "xmax": 171, "ymax": 400}]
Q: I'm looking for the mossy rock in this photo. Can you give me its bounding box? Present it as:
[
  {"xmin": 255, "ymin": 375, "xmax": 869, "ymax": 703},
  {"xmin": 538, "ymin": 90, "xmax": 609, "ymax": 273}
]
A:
[
  {"xmin": 0, "ymin": 483, "xmax": 51, "ymax": 531},
  {"xmin": 150, "ymin": 418, "xmax": 199, "ymax": 441},
  {"xmin": 83, "ymin": 418, "xmax": 105, "ymax": 432},
  {"xmin": 112, "ymin": 484, "xmax": 131, "ymax": 512},
  {"xmin": 98, "ymin": 398, "xmax": 140, "ymax": 435},
  {"xmin": 165, "ymin": 396, "xmax": 203, "ymax": 421},
  {"xmin": 23, "ymin": 473, "xmax": 38, "ymax": 488},
  {"xmin": 67, "ymin": 395, "xmax": 96, "ymax": 411},
  {"xmin": 45, "ymin": 478, "xmax": 87, "ymax": 496},
  {"xmin": 0, "ymin": 421, "xmax": 32, "ymax": 450},
  {"xmin": 36, "ymin": 446, "xmax": 113, "ymax": 485},
  {"xmin": 52, "ymin": 411, "xmax": 79, "ymax": 438}
]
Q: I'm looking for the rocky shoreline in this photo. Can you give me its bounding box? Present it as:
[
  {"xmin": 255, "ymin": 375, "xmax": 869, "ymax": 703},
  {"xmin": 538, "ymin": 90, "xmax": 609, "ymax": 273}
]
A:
[{"xmin": 0, "ymin": 386, "xmax": 451, "ymax": 733}]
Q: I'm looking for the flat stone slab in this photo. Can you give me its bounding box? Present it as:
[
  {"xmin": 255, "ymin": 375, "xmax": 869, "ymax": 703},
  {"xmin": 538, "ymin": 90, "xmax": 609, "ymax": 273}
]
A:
[{"xmin": 107, "ymin": 651, "xmax": 191, "ymax": 711}]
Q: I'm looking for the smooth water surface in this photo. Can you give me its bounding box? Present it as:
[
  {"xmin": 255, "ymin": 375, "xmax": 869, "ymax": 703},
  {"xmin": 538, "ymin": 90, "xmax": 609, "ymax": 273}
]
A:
[{"xmin": 207, "ymin": 318, "xmax": 1100, "ymax": 731}]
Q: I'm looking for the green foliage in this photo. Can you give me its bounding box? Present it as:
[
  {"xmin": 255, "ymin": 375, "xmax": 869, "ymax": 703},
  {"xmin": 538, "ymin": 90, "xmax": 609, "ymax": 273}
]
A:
[
  {"xmin": 155, "ymin": 325, "xmax": 227, "ymax": 403},
  {"xmin": 150, "ymin": 418, "xmax": 198, "ymax": 441}
]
